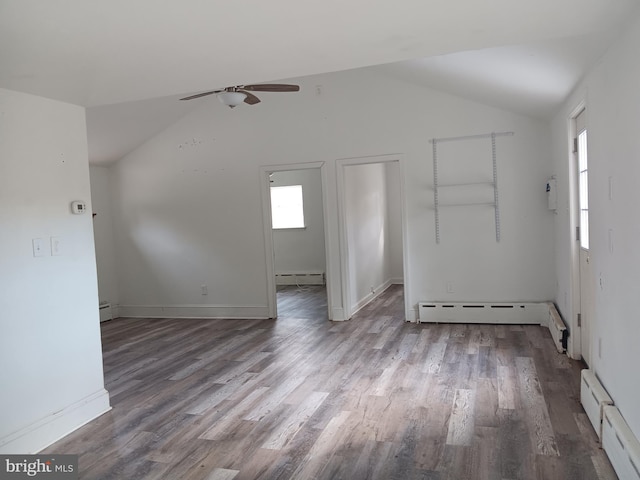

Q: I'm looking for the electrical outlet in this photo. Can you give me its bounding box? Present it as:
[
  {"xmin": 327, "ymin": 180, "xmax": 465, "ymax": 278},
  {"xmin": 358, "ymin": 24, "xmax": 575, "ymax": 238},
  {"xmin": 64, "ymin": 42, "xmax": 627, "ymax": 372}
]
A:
[
  {"xmin": 201, "ymin": 285, "xmax": 208, "ymax": 296},
  {"xmin": 446, "ymin": 282, "xmax": 454, "ymax": 293}
]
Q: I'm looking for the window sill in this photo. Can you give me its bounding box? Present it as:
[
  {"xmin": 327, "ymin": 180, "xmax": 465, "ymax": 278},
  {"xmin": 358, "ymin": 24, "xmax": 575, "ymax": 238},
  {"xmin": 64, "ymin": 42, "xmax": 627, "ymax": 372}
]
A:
[{"xmin": 273, "ymin": 227, "xmax": 307, "ymax": 231}]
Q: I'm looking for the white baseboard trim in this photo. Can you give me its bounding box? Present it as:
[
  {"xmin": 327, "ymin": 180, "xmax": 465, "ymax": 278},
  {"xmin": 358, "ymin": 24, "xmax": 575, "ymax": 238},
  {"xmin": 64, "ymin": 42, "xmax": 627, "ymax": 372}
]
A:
[
  {"xmin": 0, "ymin": 389, "xmax": 111, "ymax": 454},
  {"xmin": 390, "ymin": 277, "xmax": 404, "ymax": 285},
  {"xmin": 117, "ymin": 304, "xmax": 270, "ymax": 319},
  {"xmin": 351, "ymin": 292, "xmax": 375, "ymax": 316},
  {"xmin": 350, "ymin": 279, "xmax": 393, "ymax": 317}
]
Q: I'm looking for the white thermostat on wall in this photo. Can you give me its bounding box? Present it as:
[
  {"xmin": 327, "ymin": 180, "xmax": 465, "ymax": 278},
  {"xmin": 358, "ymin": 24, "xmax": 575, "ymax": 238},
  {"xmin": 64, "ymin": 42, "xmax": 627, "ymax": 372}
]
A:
[{"xmin": 71, "ymin": 200, "xmax": 87, "ymax": 214}]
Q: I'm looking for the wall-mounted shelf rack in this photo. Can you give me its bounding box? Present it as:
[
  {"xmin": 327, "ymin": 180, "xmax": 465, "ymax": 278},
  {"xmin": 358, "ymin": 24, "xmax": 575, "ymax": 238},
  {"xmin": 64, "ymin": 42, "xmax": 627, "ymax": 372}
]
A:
[
  {"xmin": 438, "ymin": 181, "xmax": 495, "ymax": 188},
  {"xmin": 431, "ymin": 131, "xmax": 513, "ymax": 243},
  {"xmin": 438, "ymin": 202, "xmax": 496, "ymax": 208}
]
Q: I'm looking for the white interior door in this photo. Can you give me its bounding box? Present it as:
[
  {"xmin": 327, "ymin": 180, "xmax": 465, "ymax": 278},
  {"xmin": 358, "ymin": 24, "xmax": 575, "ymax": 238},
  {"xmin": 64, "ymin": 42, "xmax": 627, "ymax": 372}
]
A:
[{"xmin": 576, "ymin": 109, "xmax": 593, "ymax": 365}]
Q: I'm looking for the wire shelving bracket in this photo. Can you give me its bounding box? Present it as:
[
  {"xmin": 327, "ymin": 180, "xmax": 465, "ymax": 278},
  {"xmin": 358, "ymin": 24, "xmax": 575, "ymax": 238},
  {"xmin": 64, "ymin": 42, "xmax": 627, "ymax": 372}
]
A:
[{"xmin": 430, "ymin": 131, "xmax": 513, "ymax": 244}]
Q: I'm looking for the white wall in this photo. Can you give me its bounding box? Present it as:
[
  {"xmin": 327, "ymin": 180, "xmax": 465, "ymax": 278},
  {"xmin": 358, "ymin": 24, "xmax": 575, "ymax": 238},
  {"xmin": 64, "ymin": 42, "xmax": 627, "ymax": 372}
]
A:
[
  {"xmin": 386, "ymin": 162, "xmax": 404, "ymax": 284},
  {"xmin": 344, "ymin": 163, "xmax": 390, "ymax": 311},
  {"xmin": 89, "ymin": 166, "xmax": 119, "ymax": 312},
  {"xmin": 0, "ymin": 88, "xmax": 110, "ymax": 453},
  {"xmin": 270, "ymin": 169, "xmax": 326, "ymax": 276},
  {"xmin": 109, "ymin": 67, "xmax": 554, "ymax": 321},
  {"xmin": 552, "ymin": 11, "xmax": 640, "ymax": 440}
]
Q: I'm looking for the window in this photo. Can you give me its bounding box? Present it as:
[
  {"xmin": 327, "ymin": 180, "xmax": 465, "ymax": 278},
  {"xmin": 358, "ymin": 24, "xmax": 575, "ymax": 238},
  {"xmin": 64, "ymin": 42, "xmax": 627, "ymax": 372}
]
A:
[
  {"xmin": 577, "ymin": 128, "xmax": 589, "ymax": 249},
  {"xmin": 271, "ymin": 185, "xmax": 305, "ymax": 229}
]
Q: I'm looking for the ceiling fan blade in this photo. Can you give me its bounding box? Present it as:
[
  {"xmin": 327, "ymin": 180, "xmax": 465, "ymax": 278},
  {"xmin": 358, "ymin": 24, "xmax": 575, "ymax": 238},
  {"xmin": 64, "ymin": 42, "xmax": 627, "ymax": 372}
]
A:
[
  {"xmin": 241, "ymin": 84, "xmax": 300, "ymax": 92},
  {"xmin": 179, "ymin": 90, "xmax": 222, "ymax": 101},
  {"xmin": 241, "ymin": 91, "xmax": 261, "ymax": 105}
]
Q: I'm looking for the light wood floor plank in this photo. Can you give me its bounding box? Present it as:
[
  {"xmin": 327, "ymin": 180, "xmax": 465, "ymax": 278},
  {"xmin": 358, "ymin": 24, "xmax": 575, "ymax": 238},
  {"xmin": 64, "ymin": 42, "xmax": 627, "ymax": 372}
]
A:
[
  {"xmin": 187, "ymin": 372, "xmax": 258, "ymax": 415},
  {"xmin": 243, "ymin": 376, "xmax": 307, "ymax": 421},
  {"xmin": 206, "ymin": 468, "xmax": 239, "ymax": 480},
  {"xmin": 289, "ymin": 410, "xmax": 352, "ymax": 480},
  {"xmin": 198, "ymin": 386, "xmax": 271, "ymax": 441},
  {"xmin": 261, "ymin": 391, "xmax": 329, "ymax": 450},
  {"xmin": 515, "ymin": 356, "xmax": 560, "ymax": 457},
  {"xmin": 446, "ymin": 388, "xmax": 476, "ymax": 446},
  {"xmin": 497, "ymin": 365, "xmax": 517, "ymax": 410},
  {"xmin": 422, "ymin": 341, "xmax": 447, "ymax": 374}
]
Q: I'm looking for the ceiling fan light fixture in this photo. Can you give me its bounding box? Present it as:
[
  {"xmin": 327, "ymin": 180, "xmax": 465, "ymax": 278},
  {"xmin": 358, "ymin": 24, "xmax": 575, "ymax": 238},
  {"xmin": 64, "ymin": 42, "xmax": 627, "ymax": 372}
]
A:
[{"xmin": 218, "ymin": 91, "xmax": 247, "ymax": 108}]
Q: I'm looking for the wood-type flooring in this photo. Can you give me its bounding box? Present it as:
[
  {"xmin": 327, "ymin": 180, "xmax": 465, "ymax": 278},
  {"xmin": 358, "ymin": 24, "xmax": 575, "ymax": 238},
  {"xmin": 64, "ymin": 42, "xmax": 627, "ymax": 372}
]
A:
[{"xmin": 44, "ymin": 285, "xmax": 617, "ymax": 479}]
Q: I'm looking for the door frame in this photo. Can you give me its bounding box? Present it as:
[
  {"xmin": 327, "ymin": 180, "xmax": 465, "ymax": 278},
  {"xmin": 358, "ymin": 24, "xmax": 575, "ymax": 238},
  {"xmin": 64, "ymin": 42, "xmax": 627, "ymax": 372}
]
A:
[
  {"xmin": 335, "ymin": 153, "xmax": 411, "ymax": 321},
  {"xmin": 259, "ymin": 161, "xmax": 332, "ymax": 319},
  {"xmin": 568, "ymin": 101, "xmax": 586, "ymax": 360}
]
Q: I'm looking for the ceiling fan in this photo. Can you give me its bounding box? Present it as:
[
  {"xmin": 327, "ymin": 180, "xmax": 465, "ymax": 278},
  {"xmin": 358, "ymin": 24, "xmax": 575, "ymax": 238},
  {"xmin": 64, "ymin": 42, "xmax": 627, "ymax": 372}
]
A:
[{"xmin": 179, "ymin": 84, "xmax": 300, "ymax": 108}]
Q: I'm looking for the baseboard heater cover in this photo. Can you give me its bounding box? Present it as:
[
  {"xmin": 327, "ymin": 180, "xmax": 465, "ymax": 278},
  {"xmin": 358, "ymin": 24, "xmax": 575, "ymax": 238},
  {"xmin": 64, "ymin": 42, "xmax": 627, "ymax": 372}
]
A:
[
  {"xmin": 580, "ymin": 369, "xmax": 613, "ymax": 441},
  {"xmin": 99, "ymin": 302, "xmax": 113, "ymax": 322},
  {"xmin": 275, "ymin": 272, "xmax": 325, "ymax": 286},
  {"xmin": 418, "ymin": 302, "xmax": 549, "ymax": 325},
  {"xmin": 547, "ymin": 302, "xmax": 568, "ymax": 353},
  {"xmin": 602, "ymin": 405, "xmax": 640, "ymax": 479}
]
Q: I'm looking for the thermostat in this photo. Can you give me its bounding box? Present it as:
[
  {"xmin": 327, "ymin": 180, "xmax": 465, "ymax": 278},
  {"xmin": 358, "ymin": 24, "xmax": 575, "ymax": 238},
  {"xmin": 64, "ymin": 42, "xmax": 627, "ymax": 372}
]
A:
[{"xmin": 71, "ymin": 201, "xmax": 87, "ymax": 214}]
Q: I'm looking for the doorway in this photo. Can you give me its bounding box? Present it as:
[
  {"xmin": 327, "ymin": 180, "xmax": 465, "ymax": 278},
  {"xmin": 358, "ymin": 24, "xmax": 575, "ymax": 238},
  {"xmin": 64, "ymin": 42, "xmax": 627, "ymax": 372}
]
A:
[
  {"xmin": 576, "ymin": 108, "xmax": 593, "ymax": 365},
  {"xmin": 336, "ymin": 154, "xmax": 408, "ymax": 320},
  {"xmin": 571, "ymin": 107, "xmax": 593, "ymax": 364},
  {"xmin": 260, "ymin": 162, "xmax": 331, "ymax": 320}
]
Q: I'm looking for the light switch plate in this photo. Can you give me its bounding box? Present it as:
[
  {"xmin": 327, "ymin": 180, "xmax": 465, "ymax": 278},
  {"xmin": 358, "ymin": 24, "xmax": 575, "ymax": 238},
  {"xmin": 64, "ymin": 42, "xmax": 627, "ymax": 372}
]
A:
[
  {"xmin": 32, "ymin": 238, "xmax": 44, "ymax": 257},
  {"xmin": 51, "ymin": 236, "xmax": 61, "ymax": 256}
]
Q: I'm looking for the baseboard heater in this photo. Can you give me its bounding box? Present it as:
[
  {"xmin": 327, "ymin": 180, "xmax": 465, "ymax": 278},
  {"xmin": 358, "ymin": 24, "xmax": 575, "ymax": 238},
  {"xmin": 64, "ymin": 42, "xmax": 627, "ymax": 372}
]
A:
[
  {"xmin": 275, "ymin": 272, "xmax": 325, "ymax": 286},
  {"xmin": 603, "ymin": 405, "xmax": 640, "ymax": 479},
  {"xmin": 547, "ymin": 302, "xmax": 568, "ymax": 353},
  {"xmin": 418, "ymin": 302, "xmax": 549, "ymax": 325},
  {"xmin": 580, "ymin": 369, "xmax": 613, "ymax": 440},
  {"xmin": 99, "ymin": 302, "xmax": 113, "ymax": 322}
]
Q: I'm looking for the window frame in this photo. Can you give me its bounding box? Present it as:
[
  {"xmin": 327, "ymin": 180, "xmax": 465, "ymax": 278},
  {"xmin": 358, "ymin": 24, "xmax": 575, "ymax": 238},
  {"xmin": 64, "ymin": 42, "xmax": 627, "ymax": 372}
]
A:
[{"xmin": 577, "ymin": 128, "xmax": 589, "ymax": 250}]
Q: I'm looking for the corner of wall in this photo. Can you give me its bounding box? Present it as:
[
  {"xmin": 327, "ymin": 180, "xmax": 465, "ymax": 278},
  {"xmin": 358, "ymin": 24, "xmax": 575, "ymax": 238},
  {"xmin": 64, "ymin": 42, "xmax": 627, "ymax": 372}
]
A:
[{"xmin": 0, "ymin": 389, "xmax": 111, "ymax": 454}]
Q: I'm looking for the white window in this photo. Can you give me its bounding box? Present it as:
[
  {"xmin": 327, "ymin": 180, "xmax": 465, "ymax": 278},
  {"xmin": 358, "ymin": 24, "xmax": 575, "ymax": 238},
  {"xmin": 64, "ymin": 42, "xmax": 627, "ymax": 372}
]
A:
[
  {"xmin": 577, "ymin": 128, "xmax": 589, "ymax": 250},
  {"xmin": 271, "ymin": 185, "xmax": 305, "ymax": 229}
]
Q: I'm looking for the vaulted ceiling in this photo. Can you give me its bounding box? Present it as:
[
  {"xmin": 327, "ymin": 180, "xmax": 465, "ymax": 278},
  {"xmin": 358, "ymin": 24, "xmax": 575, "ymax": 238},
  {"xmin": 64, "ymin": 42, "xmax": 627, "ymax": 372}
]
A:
[{"xmin": 1, "ymin": 0, "xmax": 637, "ymax": 164}]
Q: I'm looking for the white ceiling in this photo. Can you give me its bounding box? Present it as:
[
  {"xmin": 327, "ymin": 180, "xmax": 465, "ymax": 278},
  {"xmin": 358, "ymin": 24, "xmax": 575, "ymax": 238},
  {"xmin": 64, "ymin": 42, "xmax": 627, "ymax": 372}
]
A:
[
  {"xmin": 1, "ymin": 0, "xmax": 637, "ymax": 164},
  {"xmin": 370, "ymin": 32, "xmax": 618, "ymax": 119}
]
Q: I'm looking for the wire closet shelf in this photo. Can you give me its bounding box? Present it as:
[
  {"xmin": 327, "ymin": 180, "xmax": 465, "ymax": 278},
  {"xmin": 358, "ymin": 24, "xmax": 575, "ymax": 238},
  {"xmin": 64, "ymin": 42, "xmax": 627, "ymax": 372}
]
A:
[{"xmin": 430, "ymin": 131, "xmax": 514, "ymax": 244}]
